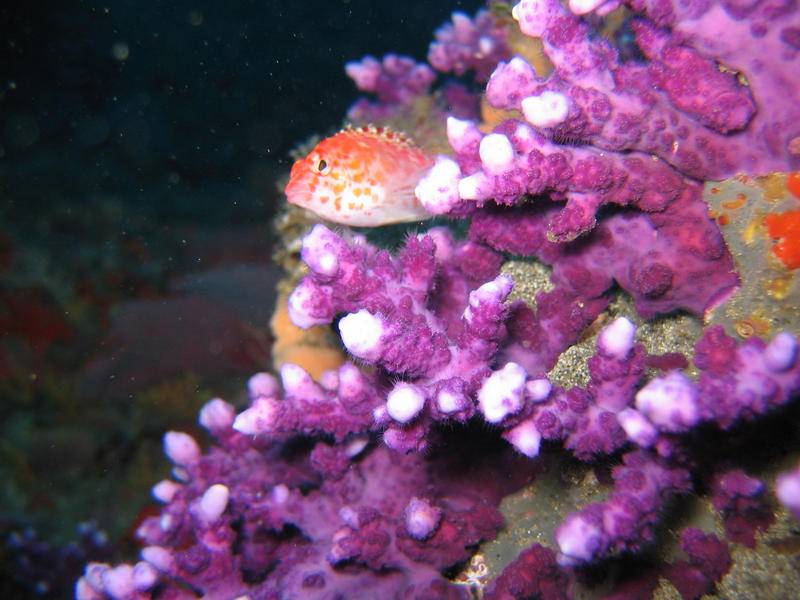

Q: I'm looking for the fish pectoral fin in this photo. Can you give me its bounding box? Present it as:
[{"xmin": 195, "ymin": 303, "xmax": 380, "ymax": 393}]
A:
[{"xmin": 388, "ymin": 183, "xmax": 425, "ymax": 209}]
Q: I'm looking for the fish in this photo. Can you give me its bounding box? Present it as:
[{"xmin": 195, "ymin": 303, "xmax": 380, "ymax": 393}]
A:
[{"xmin": 285, "ymin": 125, "xmax": 434, "ymax": 226}]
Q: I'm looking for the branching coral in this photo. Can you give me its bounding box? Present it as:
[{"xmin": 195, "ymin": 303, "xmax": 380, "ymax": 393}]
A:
[{"xmin": 78, "ymin": 1, "xmax": 800, "ymax": 598}]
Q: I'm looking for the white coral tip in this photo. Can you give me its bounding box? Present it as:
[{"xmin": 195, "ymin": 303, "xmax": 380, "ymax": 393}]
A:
[{"xmin": 521, "ymin": 91, "xmax": 570, "ymax": 128}]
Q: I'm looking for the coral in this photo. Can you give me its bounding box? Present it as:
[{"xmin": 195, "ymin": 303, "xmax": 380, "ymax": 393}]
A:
[
  {"xmin": 663, "ymin": 528, "xmax": 732, "ymax": 600},
  {"xmin": 776, "ymin": 462, "xmax": 800, "ymax": 520},
  {"xmin": 471, "ymin": 190, "xmax": 737, "ymax": 319},
  {"xmin": 505, "ymin": 0, "xmax": 799, "ymax": 178},
  {"xmin": 77, "ymin": 1, "xmax": 800, "ymax": 598},
  {"xmin": 415, "ymin": 0, "xmax": 799, "ymax": 241},
  {"xmin": 710, "ymin": 469, "xmax": 773, "ymax": 547},
  {"xmin": 77, "ymin": 253, "xmax": 800, "ymax": 594},
  {"xmin": 346, "ymin": 54, "xmax": 436, "ymax": 110},
  {"xmin": 483, "ymin": 544, "xmax": 569, "ymax": 600},
  {"xmin": 232, "ymin": 365, "xmax": 380, "ymax": 442},
  {"xmin": 345, "ymin": 55, "xmax": 436, "ymax": 125},
  {"xmin": 555, "ymin": 450, "xmax": 692, "ymax": 566},
  {"xmin": 286, "ymin": 220, "xmax": 797, "ymax": 446},
  {"xmin": 417, "ymin": 114, "xmax": 696, "ymax": 242},
  {"xmin": 285, "ymin": 223, "xmax": 800, "ymax": 567},
  {"xmin": 287, "ymin": 224, "xmax": 509, "ymax": 451},
  {"xmin": 77, "ymin": 385, "xmax": 538, "ymax": 600},
  {"xmin": 428, "ymin": 10, "xmax": 511, "ymax": 82}
]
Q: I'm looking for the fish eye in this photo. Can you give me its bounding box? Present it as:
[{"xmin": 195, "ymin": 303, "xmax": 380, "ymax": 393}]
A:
[{"xmin": 316, "ymin": 158, "xmax": 330, "ymax": 175}]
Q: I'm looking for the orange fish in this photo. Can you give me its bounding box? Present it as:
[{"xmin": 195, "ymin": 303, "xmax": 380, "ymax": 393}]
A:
[{"xmin": 285, "ymin": 125, "xmax": 434, "ymax": 226}]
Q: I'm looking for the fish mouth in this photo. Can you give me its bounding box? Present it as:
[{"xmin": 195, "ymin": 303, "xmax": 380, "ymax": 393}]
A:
[
  {"xmin": 284, "ymin": 161, "xmax": 307, "ymax": 204},
  {"xmin": 284, "ymin": 182, "xmax": 313, "ymax": 210},
  {"xmin": 284, "ymin": 181, "xmax": 298, "ymax": 204}
]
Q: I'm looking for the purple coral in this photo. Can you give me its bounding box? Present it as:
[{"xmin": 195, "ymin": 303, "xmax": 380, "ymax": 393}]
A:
[
  {"xmin": 513, "ymin": 316, "xmax": 645, "ymax": 460},
  {"xmin": 555, "ymin": 451, "xmax": 692, "ymax": 566},
  {"xmin": 345, "ymin": 54, "xmax": 435, "ymax": 105},
  {"xmin": 416, "ymin": 0, "xmax": 799, "ymax": 241},
  {"xmin": 693, "ymin": 327, "xmax": 800, "ymax": 429},
  {"xmin": 506, "ymin": 0, "xmax": 799, "ymax": 178},
  {"xmin": 288, "ymin": 220, "xmax": 800, "ymax": 473},
  {"xmin": 666, "ymin": 528, "xmax": 732, "ymax": 599},
  {"xmin": 78, "ymin": 1, "xmax": 800, "ymax": 596},
  {"xmin": 417, "ymin": 115, "xmax": 696, "ymax": 242},
  {"xmin": 484, "ymin": 544, "xmax": 569, "ymax": 600},
  {"xmin": 776, "ymin": 463, "xmax": 800, "ymax": 520},
  {"xmin": 428, "ymin": 10, "xmax": 511, "ymax": 81},
  {"xmin": 232, "ymin": 364, "xmax": 380, "ymax": 441},
  {"xmin": 470, "ymin": 188, "xmax": 738, "ymax": 323},
  {"xmin": 345, "ymin": 54, "xmax": 436, "ymax": 122},
  {"xmin": 711, "ymin": 470, "xmax": 773, "ymax": 547},
  {"xmin": 287, "ymin": 224, "xmax": 517, "ymax": 451},
  {"xmin": 77, "ymin": 562, "xmax": 158, "ymax": 600},
  {"xmin": 77, "ymin": 390, "xmax": 534, "ymax": 599},
  {"xmin": 613, "ymin": 327, "xmax": 800, "ymax": 450}
]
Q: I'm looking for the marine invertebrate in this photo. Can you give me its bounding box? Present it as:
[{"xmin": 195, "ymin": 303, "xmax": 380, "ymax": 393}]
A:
[
  {"xmin": 711, "ymin": 469, "xmax": 773, "ymax": 547},
  {"xmin": 415, "ymin": 0, "xmax": 800, "ymax": 240},
  {"xmin": 504, "ymin": 0, "xmax": 799, "ymax": 178},
  {"xmin": 344, "ymin": 54, "xmax": 437, "ymax": 124},
  {"xmin": 428, "ymin": 9, "xmax": 511, "ymax": 82},
  {"xmin": 286, "ymin": 224, "xmax": 508, "ymax": 451},
  {"xmin": 554, "ymin": 450, "xmax": 691, "ymax": 566},
  {"xmin": 76, "ymin": 377, "xmax": 539, "ymax": 600},
  {"xmin": 77, "ymin": 1, "xmax": 800, "ymax": 597},
  {"xmin": 777, "ymin": 463, "xmax": 800, "ymax": 520},
  {"xmin": 765, "ymin": 209, "xmax": 800, "ymax": 270}
]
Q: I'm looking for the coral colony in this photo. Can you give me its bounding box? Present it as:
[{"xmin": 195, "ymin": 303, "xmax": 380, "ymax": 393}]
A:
[{"xmin": 78, "ymin": 1, "xmax": 800, "ymax": 599}]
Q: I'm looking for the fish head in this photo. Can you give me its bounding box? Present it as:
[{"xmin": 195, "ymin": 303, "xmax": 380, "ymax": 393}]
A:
[{"xmin": 285, "ymin": 133, "xmax": 376, "ymax": 224}]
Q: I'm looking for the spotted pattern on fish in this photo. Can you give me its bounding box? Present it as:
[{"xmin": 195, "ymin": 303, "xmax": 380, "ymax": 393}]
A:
[{"xmin": 285, "ymin": 125, "xmax": 434, "ymax": 226}]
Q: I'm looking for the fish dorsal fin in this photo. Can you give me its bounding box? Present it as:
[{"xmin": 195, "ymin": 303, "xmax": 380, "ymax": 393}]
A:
[{"xmin": 341, "ymin": 123, "xmax": 419, "ymax": 149}]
